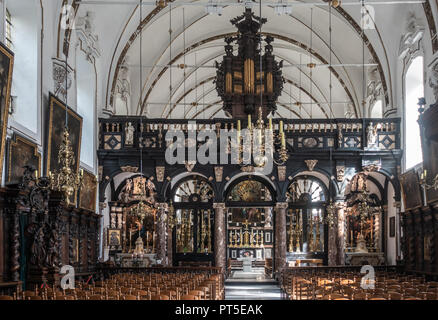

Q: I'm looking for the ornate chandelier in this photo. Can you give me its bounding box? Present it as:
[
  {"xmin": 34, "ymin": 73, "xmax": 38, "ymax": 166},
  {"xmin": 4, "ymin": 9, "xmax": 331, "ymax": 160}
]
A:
[
  {"xmin": 48, "ymin": 127, "xmax": 83, "ymax": 205},
  {"xmin": 234, "ymin": 106, "xmax": 288, "ymax": 167},
  {"xmin": 215, "ymin": 9, "xmax": 288, "ymax": 167},
  {"xmin": 215, "ymin": 8, "xmax": 284, "ymax": 118}
]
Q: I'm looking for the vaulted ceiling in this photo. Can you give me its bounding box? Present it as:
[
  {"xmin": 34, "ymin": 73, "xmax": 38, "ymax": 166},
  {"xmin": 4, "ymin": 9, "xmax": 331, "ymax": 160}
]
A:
[{"xmin": 71, "ymin": 0, "xmax": 432, "ymax": 119}]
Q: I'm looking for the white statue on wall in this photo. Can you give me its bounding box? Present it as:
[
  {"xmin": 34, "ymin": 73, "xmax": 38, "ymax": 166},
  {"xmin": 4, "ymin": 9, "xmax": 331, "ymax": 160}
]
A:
[
  {"xmin": 125, "ymin": 122, "xmax": 135, "ymax": 145},
  {"xmin": 366, "ymin": 122, "xmax": 378, "ymax": 149}
]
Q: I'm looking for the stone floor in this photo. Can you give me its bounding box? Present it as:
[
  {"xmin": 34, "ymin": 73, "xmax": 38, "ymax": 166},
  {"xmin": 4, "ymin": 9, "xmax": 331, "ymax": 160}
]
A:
[{"xmin": 225, "ymin": 269, "xmax": 284, "ymax": 300}]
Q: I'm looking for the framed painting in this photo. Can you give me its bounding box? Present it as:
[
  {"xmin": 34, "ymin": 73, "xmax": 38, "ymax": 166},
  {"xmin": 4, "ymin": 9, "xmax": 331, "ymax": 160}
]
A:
[
  {"xmin": 107, "ymin": 229, "xmax": 121, "ymax": 251},
  {"xmin": 79, "ymin": 169, "xmax": 97, "ymax": 212},
  {"xmin": 399, "ymin": 169, "xmax": 423, "ymax": 211},
  {"xmin": 0, "ymin": 42, "xmax": 14, "ymax": 179},
  {"xmin": 6, "ymin": 134, "xmax": 41, "ymax": 184},
  {"xmin": 46, "ymin": 93, "xmax": 83, "ymax": 205}
]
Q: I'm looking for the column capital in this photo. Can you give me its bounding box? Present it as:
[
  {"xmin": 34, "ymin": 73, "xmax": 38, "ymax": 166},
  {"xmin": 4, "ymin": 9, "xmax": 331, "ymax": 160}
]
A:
[
  {"xmin": 275, "ymin": 202, "xmax": 288, "ymax": 209},
  {"xmin": 213, "ymin": 203, "xmax": 226, "ymax": 209}
]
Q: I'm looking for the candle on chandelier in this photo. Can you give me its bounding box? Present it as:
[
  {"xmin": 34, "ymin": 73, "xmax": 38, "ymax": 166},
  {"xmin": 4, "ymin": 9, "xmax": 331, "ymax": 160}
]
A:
[
  {"xmin": 281, "ymin": 132, "xmax": 286, "ymax": 148},
  {"xmin": 279, "ymin": 120, "xmax": 283, "ymax": 134},
  {"xmin": 269, "ymin": 117, "xmax": 273, "ymax": 130},
  {"xmin": 248, "ymin": 114, "xmax": 252, "ymax": 129}
]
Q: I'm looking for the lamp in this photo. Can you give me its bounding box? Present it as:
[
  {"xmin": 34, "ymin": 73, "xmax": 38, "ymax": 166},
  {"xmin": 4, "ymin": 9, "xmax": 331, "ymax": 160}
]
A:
[
  {"xmin": 274, "ymin": 0, "xmax": 292, "ymax": 15},
  {"xmin": 49, "ymin": 57, "xmax": 83, "ymax": 205},
  {"xmin": 205, "ymin": 0, "xmax": 223, "ymax": 15}
]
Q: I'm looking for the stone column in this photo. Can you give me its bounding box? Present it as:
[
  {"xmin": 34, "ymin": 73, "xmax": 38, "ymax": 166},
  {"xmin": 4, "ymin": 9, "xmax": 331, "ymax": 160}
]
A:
[
  {"xmin": 336, "ymin": 203, "xmax": 346, "ymax": 265},
  {"xmin": 156, "ymin": 203, "xmax": 168, "ymax": 265},
  {"xmin": 274, "ymin": 202, "xmax": 288, "ymax": 274},
  {"xmin": 328, "ymin": 207, "xmax": 338, "ymax": 266},
  {"xmin": 213, "ymin": 203, "xmax": 226, "ymax": 272}
]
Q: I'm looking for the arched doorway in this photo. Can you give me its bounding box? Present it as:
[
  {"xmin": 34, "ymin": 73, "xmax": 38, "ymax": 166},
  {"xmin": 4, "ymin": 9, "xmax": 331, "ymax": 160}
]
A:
[
  {"xmin": 170, "ymin": 175, "xmax": 215, "ymax": 266},
  {"xmin": 225, "ymin": 176, "xmax": 276, "ymax": 279},
  {"xmin": 286, "ymin": 175, "xmax": 329, "ymax": 266}
]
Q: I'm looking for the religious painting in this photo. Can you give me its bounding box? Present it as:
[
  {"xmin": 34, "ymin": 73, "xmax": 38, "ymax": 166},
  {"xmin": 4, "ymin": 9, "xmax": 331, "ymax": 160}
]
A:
[
  {"xmin": 399, "ymin": 169, "xmax": 423, "ymax": 211},
  {"xmin": 0, "ymin": 42, "xmax": 14, "ymax": 179},
  {"xmin": 6, "ymin": 134, "xmax": 41, "ymax": 184},
  {"xmin": 46, "ymin": 93, "xmax": 83, "ymax": 205},
  {"xmin": 79, "ymin": 170, "xmax": 97, "ymax": 212},
  {"xmin": 107, "ymin": 229, "xmax": 121, "ymax": 250},
  {"xmin": 118, "ymin": 175, "xmax": 156, "ymax": 204},
  {"xmin": 389, "ymin": 216, "xmax": 395, "ymax": 238},
  {"xmin": 228, "ymin": 180, "xmax": 272, "ymax": 202},
  {"xmin": 230, "ymin": 208, "xmax": 263, "ymax": 223}
]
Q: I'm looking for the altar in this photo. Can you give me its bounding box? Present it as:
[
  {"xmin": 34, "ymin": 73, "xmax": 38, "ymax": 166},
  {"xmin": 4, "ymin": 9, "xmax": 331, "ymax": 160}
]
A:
[
  {"xmin": 115, "ymin": 253, "xmax": 158, "ymax": 268},
  {"xmin": 238, "ymin": 257, "xmax": 254, "ymax": 272},
  {"xmin": 345, "ymin": 252, "xmax": 385, "ymax": 266}
]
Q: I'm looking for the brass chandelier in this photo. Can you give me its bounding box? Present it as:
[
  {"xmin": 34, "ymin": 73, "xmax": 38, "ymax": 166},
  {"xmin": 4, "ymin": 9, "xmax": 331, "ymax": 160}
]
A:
[
  {"xmin": 49, "ymin": 128, "xmax": 83, "ymax": 206},
  {"xmin": 48, "ymin": 57, "xmax": 83, "ymax": 205},
  {"xmin": 235, "ymin": 106, "xmax": 288, "ymax": 167}
]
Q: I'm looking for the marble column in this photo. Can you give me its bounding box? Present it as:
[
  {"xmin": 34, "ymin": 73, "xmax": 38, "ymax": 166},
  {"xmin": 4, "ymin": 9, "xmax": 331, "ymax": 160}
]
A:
[
  {"xmin": 328, "ymin": 211, "xmax": 338, "ymax": 266},
  {"xmin": 336, "ymin": 203, "xmax": 346, "ymax": 265},
  {"xmin": 213, "ymin": 203, "xmax": 226, "ymax": 272},
  {"xmin": 275, "ymin": 202, "xmax": 288, "ymax": 274},
  {"xmin": 156, "ymin": 203, "xmax": 168, "ymax": 265}
]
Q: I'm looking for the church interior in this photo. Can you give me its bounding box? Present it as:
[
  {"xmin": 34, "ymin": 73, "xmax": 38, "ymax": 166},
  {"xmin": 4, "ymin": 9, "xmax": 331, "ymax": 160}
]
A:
[{"xmin": 0, "ymin": 0, "xmax": 438, "ymax": 302}]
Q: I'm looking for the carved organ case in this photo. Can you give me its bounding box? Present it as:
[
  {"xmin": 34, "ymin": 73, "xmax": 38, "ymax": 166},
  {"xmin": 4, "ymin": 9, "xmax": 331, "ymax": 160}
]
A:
[{"xmin": 215, "ymin": 8, "xmax": 284, "ymax": 118}]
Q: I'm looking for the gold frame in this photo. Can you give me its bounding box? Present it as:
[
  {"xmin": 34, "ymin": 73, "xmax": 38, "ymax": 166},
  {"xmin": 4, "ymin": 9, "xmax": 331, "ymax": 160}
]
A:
[
  {"xmin": 7, "ymin": 134, "xmax": 41, "ymax": 183},
  {"xmin": 107, "ymin": 228, "xmax": 122, "ymax": 250},
  {"xmin": 78, "ymin": 169, "xmax": 97, "ymax": 212},
  {"xmin": 0, "ymin": 42, "xmax": 14, "ymax": 181},
  {"xmin": 46, "ymin": 94, "xmax": 83, "ymax": 206}
]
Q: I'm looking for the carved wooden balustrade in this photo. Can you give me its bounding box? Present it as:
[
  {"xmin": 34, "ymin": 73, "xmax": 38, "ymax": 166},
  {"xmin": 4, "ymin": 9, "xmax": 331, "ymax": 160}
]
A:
[{"xmin": 99, "ymin": 117, "xmax": 400, "ymax": 153}]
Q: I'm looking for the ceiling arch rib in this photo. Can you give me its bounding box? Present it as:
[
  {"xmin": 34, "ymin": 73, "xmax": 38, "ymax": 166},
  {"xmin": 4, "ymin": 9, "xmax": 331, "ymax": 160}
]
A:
[
  {"xmin": 164, "ymin": 47, "xmax": 334, "ymax": 119},
  {"xmin": 108, "ymin": 1, "xmax": 388, "ymax": 119},
  {"xmin": 138, "ymin": 17, "xmax": 359, "ymax": 116},
  {"xmin": 140, "ymin": 32, "xmax": 354, "ymax": 118}
]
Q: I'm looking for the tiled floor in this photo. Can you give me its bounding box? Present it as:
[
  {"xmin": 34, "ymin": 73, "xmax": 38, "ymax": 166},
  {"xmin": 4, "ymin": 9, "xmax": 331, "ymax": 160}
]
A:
[{"xmin": 225, "ymin": 269, "xmax": 284, "ymax": 300}]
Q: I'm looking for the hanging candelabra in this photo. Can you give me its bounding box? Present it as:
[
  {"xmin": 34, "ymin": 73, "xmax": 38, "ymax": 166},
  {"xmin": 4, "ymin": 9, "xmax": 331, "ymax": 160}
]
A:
[{"xmin": 48, "ymin": 128, "xmax": 83, "ymax": 206}]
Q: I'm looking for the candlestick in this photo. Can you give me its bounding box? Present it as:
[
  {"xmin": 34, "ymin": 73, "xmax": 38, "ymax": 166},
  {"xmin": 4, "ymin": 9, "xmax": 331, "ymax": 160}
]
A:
[
  {"xmin": 281, "ymin": 132, "xmax": 286, "ymax": 148},
  {"xmin": 269, "ymin": 118, "xmax": 272, "ymax": 130},
  {"xmin": 279, "ymin": 120, "xmax": 283, "ymax": 134},
  {"xmin": 248, "ymin": 114, "xmax": 252, "ymax": 130}
]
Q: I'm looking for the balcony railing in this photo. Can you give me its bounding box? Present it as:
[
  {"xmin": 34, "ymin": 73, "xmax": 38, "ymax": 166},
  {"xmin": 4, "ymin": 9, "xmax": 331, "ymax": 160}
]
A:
[{"xmin": 98, "ymin": 117, "xmax": 400, "ymax": 153}]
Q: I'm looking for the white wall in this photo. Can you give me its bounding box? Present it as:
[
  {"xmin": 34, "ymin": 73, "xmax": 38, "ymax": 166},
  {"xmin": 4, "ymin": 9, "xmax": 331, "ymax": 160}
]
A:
[
  {"xmin": 76, "ymin": 49, "xmax": 96, "ymax": 171},
  {"xmin": 7, "ymin": 0, "xmax": 40, "ymax": 139},
  {"xmin": 386, "ymin": 183, "xmax": 397, "ymax": 265}
]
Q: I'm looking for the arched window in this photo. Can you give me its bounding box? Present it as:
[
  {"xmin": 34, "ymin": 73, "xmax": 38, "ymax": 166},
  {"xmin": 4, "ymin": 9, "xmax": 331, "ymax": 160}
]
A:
[
  {"xmin": 404, "ymin": 56, "xmax": 424, "ymax": 170},
  {"xmin": 5, "ymin": 9, "xmax": 12, "ymax": 49},
  {"xmin": 76, "ymin": 51, "xmax": 96, "ymax": 169}
]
